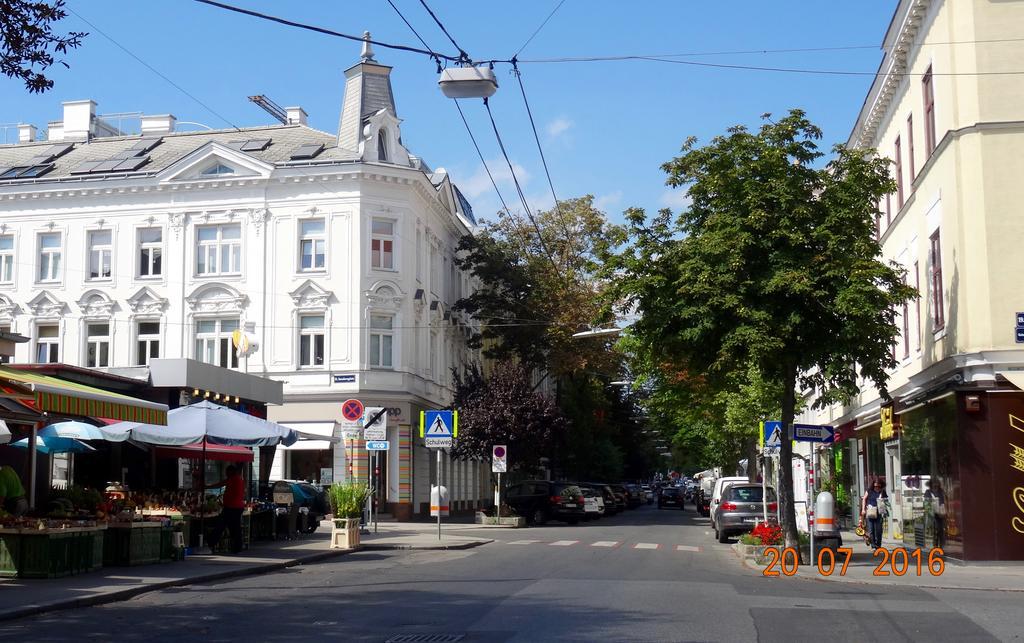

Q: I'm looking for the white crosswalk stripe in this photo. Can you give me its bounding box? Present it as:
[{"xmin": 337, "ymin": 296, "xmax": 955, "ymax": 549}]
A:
[
  {"xmin": 549, "ymin": 540, "xmax": 579, "ymax": 546},
  {"xmin": 676, "ymin": 545, "xmax": 701, "ymax": 552},
  {"xmin": 591, "ymin": 541, "xmax": 619, "ymax": 547},
  {"xmin": 634, "ymin": 543, "xmax": 660, "ymax": 550},
  {"xmin": 508, "ymin": 539, "xmax": 541, "ymax": 545}
]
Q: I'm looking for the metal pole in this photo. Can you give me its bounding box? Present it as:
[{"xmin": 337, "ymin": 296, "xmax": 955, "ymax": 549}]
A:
[
  {"xmin": 497, "ymin": 471, "xmax": 502, "ymax": 521},
  {"xmin": 437, "ymin": 448, "xmax": 442, "ymax": 540},
  {"xmin": 761, "ymin": 457, "xmax": 767, "ymax": 523},
  {"xmin": 28, "ymin": 422, "xmax": 39, "ymax": 509},
  {"xmin": 373, "ymin": 451, "xmax": 378, "ymax": 534},
  {"xmin": 809, "ymin": 448, "xmax": 815, "ymax": 565}
]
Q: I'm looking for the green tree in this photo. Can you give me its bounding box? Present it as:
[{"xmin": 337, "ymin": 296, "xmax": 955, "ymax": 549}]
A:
[
  {"xmin": 1, "ymin": 1, "xmax": 86, "ymax": 92},
  {"xmin": 610, "ymin": 110, "xmax": 917, "ymax": 547}
]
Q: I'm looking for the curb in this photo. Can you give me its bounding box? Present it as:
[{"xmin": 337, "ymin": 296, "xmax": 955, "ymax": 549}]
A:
[
  {"xmin": 731, "ymin": 544, "xmax": 1024, "ymax": 593},
  {"xmin": 362, "ymin": 538, "xmax": 493, "ymax": 551},
  {"xmin": 0, "ymin": 548, "xmax": 356, "ymax": 624}
]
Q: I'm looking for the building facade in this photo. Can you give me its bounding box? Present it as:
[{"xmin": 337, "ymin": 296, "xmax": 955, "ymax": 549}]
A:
[
  {"xmin": 799, "ymin": 0, "xmax": 1024, "ymax": 560},
  {"xmin": 0, "ymin": 40, "xmax": 487, "ymax": 519}
]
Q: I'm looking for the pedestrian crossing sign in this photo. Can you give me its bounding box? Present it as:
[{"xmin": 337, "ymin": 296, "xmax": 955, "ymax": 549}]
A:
[{"xmin": 420, "ymin": 410, "xmax": 458, "ymax": 447}]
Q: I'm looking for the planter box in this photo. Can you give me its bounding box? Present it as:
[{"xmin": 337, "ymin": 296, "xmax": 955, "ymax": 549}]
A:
[
  {"xmin": 733, "ymin": 542, "xmax": 812, "ymax": 566},
  {"xmin": 0, "ymin": 528, "xmax": 105, "ymax": 578},
  {"xmin": 474, "ymin": 512, "xmax": 526, "ymax": 527},
  {"xmin": 331, "ymin": 518, "xmax": 361, "ymax": 549},
  {"xmin": 104, "ymin": 523, "xmax": 162, "ymax": 566}
]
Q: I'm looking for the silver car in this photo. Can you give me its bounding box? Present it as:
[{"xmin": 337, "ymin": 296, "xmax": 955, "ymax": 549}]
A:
[{"xmin": 714, "ymin": 484, "xmax": 777, "ymax": 543}]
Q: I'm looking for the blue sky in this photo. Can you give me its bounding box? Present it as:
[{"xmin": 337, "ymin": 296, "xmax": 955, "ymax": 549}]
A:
[{"xmin": 0, "ymin": 1, "xmax": 896, "ymax": 224}]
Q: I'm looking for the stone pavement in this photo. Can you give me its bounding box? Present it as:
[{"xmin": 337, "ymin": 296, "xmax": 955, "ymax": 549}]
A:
[
  {"xmin": 0, "ymin": 520, "xmax": 493, "ymax": 622},
  {"xmin": 735, "ymin": 529, "xmax": 1024, "ymax": 591}
]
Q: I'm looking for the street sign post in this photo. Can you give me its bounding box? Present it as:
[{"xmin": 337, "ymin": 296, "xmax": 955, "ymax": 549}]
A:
[
  {"xmin": 366, "ymin": 440, "xmax": 389, "ymax": 451},
  {"xmin": 792, "ymin": 423, "xmax": 835, "ymax": 444},
  {"xmin": 341, "ymin": 399, "xmax": 364, "ymax": 422},
  {"xmin": 493, "ymin": 445, "xmax": 507, "ymax": 522},
  {"xmin": 762, "ymin": 420, "xmax": 783, "ymax": 455},
  {"xmin": 420, "ymin": 410, "xmax": 459, "ymax": 539},
  {"xmin": 362, "ymin": 407, "xmax": 387, "ymax": 441}
]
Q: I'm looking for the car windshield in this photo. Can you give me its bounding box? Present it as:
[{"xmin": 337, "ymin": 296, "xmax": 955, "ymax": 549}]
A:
[
  {"xmin": 726, "ymin": 486, "xmax": 777, "ymax": 502},
  {"xmin": 554, "ymin": 484, "xmax": 582, "ymax": 498}
]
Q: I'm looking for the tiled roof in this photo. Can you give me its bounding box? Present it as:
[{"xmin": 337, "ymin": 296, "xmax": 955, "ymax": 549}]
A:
[{"xmin": 0, "ymin": 124, "xmax": 361, "ymax": 183}]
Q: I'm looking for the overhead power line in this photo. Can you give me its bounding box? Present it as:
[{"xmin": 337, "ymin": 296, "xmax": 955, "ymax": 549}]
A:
[
  {"xmin": 417, "ymin": 0, "xmax": 469, "ymax": 62},
  {"xmin": 69, "ymin": 8, "xmax": 242, "ymax": 131},
  {"xmin": 191, "ymin": 0, "xmax": 464, "ymax": 62},
  {"xmin": 515, "ymin": 0, "xmax": 567, "ymax": 58}
]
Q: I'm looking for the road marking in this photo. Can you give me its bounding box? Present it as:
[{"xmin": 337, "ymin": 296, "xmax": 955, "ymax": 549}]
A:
[
  {"xmin": 676, "ymin": 545, "xmax": 701, "ymax": 552},
  {"xmin": 508, "ymin": 539, "xmax": 540, "ymax": 545},
  {"xmin": 591, "ymin": 541, "xmax": 619, "ymax": 547},
  {"xmin": 634, "ymin": 543, "xmax": 659, "ymax": 550},
  {"xmin": 549, "ymin": 540, "xmax": 579, "ymax": 546}
]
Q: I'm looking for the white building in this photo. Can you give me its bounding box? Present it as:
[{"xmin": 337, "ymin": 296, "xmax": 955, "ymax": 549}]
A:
[{"xmin": 0, "ymin": 39, "xmax": 487, "ymax": 519}]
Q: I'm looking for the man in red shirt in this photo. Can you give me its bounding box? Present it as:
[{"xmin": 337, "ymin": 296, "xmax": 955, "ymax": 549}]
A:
[{"xmin": 209, "ymin": 465, "xmax": 246, "ymax": 554}]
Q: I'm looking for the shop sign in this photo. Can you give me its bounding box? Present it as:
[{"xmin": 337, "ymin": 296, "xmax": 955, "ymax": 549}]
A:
[{"xmin": 880, "ymin": 404, "xmax": 900, "ymax": 441}]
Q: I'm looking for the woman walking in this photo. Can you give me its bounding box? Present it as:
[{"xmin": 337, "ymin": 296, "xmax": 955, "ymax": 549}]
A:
[{"xmin": 860, "ymin": 478, "xmax": 888, "ymax": 550}]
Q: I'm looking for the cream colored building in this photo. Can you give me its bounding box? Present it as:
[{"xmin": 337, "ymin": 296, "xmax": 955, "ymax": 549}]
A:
[{"xmin": 800, "ymin": 0, "xmax": 1024, "ymax": 560}]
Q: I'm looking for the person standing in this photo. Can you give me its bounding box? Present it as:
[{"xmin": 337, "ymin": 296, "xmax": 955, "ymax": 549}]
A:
[
  {"xmin": 860, "ymin": 478, "xmax": 888, "ymax": 550},
  {"xmin": 925, "ymin": 478, "xmax": 946, "ymax": 549},
  {"xmin": 208, "ymin": 465, "xmax": 246, "ymax": 554},
  {"xmin": 0, "ymin": 465, "xmax": 27, "ymax": 516}
]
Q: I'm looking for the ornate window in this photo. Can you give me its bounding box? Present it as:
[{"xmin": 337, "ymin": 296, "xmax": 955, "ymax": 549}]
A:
[
  {"xmin": 0, "ymin": 235, "xmax": 13, "ymax": 283},
  {"xmin": 36, "ymin": 324, "xmax": 59, "ymax": 363},
  {"xmin": 138, "ymin": 227, "xmax": 163, "ymax": 277},
  {"xmin": 86, "ymin": 322, "xmax": 111, "ymax": 367},
  {"xmin": 195, "ymin": 318, "xmax": 239, "ymax": 368},
  {"xmin": 369, "ymin": 314, "xmax": 393, "ymax": 368},
  {"xmin": 87, "ymin": 230, "xmax": 112, "ymax": 280},
  {"xmin": 136, "ymin": 321, "xmax": 161, "ymax": 366},
  {"xmin": 298, "ymin": 315, "xmax": 325, "ymax": 367},
  {"xmin": 298, "ymin": 219, "xmax": 326, "ymax": 271},
  {"xmin": 196, "ymin": 224, "xmax": 241, "ymax": 276},
  {"xmin": 371, "ymin": 219, "xmax": 394, "ymax": 270},
  {"xmin": 38, "ymin": 232, "xmax": 62, "ymax": 282}
]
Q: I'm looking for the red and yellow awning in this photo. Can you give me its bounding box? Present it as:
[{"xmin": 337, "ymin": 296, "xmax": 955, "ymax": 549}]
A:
[{"xmin": 0, "ymin": 366, "xmax": 167, "ymax": 425}]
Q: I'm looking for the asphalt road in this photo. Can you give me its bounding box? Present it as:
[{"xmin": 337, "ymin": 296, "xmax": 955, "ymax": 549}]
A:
[{"xmin": 1, "ymin": 502, "xmax": 1017, "ymax": 642}]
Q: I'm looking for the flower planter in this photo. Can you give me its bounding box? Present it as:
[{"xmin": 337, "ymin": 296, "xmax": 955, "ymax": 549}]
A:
[
  {"xmin": 474, "ymin": 512, "xmax": 526, "ymax": 527},
  {"xmin": 331, "ymin": 518, "xmax": 361, "ymax": 549}
]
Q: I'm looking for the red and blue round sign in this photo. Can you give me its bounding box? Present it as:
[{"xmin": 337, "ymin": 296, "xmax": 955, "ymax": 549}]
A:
[
  {"xmin": 341, "ymin": 399, "xmax": 364, "ymax": 422},
  {"xmin": 493, "ymin": 446, "xmax": 506, "ymax": 458}
]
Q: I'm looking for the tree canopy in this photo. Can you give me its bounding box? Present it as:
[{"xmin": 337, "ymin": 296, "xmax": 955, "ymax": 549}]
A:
[
  {"xmin": 1, "ymin": 1, "xmax": 86, "ymax": 93},
  {"xmin": 609, "ymin": 109, "xmax": 917, "ymax": 545}
]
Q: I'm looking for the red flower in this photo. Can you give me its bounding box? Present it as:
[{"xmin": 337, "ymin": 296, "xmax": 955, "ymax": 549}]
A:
[{"xmin": 750, "ymin": 521, "xmax": 783, "ymax": 545}]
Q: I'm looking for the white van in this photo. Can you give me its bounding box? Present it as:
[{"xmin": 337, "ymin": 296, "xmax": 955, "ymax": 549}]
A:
[{"xmin": 709, "ymin": 476, "xmax": 749, "ymax": 530}]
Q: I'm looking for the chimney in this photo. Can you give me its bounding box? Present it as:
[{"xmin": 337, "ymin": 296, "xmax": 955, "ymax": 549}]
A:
[
  {"xmin": 61, "ymin": 99, "xmax": 97, "ymax": 141},
  {"xmin": 140, "ymin": 114, "xmax": 176, "ymax": 135},
  {"xmin": 337, "ymin": 31, "xmax": 396, "ymax": 150},
  {"xmin": 17, "ymin": 124, "xmax": 37, "ymax": 143},
  {"xmin": 286, "ymin": 107, "xmax": 307, "ymax": 126}
]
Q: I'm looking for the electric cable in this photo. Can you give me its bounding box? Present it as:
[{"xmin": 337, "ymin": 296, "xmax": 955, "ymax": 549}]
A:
[
  {"xmin": 514, "ymin": 0, "xmax": 567, "ymax": 58},
  {"xmin": 384, "ymin": 0, "xmax": 442, "ymax": 69},
  {"xmin": 416, "ymin": 0, "xmax": 469, "ymax": 62}
]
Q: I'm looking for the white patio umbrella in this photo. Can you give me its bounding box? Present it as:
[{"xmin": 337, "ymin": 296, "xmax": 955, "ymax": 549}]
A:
[
  {"xmin": 103, "ymin": 401, "xmax": 298, "ymax": 447},
  {"xmin": 40, "ymin": 420, "xmax": 130, "ymax": 442}
]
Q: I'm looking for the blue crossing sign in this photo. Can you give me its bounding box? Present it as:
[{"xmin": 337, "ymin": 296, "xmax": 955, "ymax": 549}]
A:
[{"xmin": 420, "ymin": 410, "xmax": 458, "ymax": 448}]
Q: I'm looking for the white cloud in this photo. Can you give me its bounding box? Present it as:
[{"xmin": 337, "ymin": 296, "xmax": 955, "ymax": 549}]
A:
[
  {"xmin": 457, "ymin": 159, "xmax": 532, "ymax": 200},
  {"xmin": 594, "ymin": 191, "xmax": 623, "ymax": 212},
  {"xmin": 545, "ymin": 117, "xmax": 573, "ymax": 139},
  {"xmin": 659, "ymin": 189, "xmax": 693, "ymax": 210}
]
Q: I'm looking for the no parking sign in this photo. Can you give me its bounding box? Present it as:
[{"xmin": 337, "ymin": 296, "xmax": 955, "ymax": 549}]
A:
[{"xmin": 492, "ymin": 445, "xmax": 507, "ymax": 473}]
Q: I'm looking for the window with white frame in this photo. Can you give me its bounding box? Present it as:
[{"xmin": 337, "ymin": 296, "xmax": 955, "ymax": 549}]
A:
[
  {"xmin": 196, "ymin": 224, "xmax": 241, "ymax": 276},
  {"xmin": 377, "ymin": 129, "xmax": 388, "ymax": 162},
  {"xmin": 87, "ymin": 230, "xmax": 113, "ymax": 280},
  {"xmin": 36, "ymin": 324, "xmax": 59, "ymax": 363},
  {"xmin": 298, "ymin": 314, "xmax": 325, "ymax": 367},
  {"xmin": 86, "ymin": 322, "xmax": 111, "ymax": 367},
  {"xmin": 194, "ymin": 318, "xmax": 239, "ymax": 368},
  {"xmin": 369, "ymin": 314, "xmax": 393, "ymax": 368},
  {"xmin": 298, "ymin": 219, "xmax": 326, "ymax": 271},
  {"xmin": 138, "ymin": 228, "xmax": 163, "ymax": 277},
  {"xmin": 38, "ymin": 232, "xmax": 62, "ymax": 282},
  {"xmin": 0, "ymin": 235, "xmax": 13, "ymax": 283},
  {"xmin": 370, "ymin": 219, "xmax": 394, "ymax": 270},
  {"xmin": 136, "ymin": 320, "xmax": 161, "ymax": 366}
]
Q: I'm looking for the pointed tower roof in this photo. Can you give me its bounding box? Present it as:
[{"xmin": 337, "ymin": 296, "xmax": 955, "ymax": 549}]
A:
[{"xmin": 337, "ymin": 32, "xmax": 397, "ymax": 150}]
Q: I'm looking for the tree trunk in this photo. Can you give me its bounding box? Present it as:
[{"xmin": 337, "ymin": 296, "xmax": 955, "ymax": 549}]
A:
[
  {"xmin": 778, "ymin": 359, "xmax": 800, "ymax": 549},
  {"xmin": 747, "ymin": 439, "xmax": 758, "ymax": 483}
]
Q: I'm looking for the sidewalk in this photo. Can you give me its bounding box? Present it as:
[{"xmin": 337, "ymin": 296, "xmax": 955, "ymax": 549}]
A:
[
  {"xmin": 736, "ymin": 530, "xmax": 1024, "ymax": 592},
  {"xmin": 0, "ymin": 520, "xmax": 493, "ymax": 622}
]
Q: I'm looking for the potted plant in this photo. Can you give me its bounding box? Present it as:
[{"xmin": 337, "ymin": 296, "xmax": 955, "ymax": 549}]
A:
[{"xmin": 327, "ymin": 482, "xmax": 370, "ymax": 549}]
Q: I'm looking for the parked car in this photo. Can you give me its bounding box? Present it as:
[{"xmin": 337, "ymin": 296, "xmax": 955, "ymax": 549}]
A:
[
  {"xmin": 505, "ymin": 481, "xmax": 587, "ymax": 525},
  {"xmin": 657, "ymin": 486, "xmax": 685, "ymax": 510},
  {"xmin": 622, "ymin": 483, "xmax": 643, "ymax": 509},
  {"xmin": 696, "ymin": 477, "xmax": 715, "ymax": 516},
  {"xmin": 579, "ymin": 486, "xmax": 604, "ymax": 520},
  {"xmin": 582, "ymin": 483, "xmax": 619, "ymax": 516},
  {"xmin": 709, "ymin": 476, "xmax": 749, "ymax": 531},
  {"xmin": 607, "ymin": 484, "xmax": 629, "ymax": 512},
  {"xmin": 261, "ymin": 480, "xmax": 329, "ymax": 534},
  {"xmin": 715, "ymin": 484, "xmax": 778, "ymax": 543},
  {"xmin": 640, "ymin": 485, "xmax": 655, "ymax": 504}
]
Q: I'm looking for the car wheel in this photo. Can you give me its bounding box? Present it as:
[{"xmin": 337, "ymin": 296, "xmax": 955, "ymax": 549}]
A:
[
  {"xmin": 717, "ymin": 528, "xmax": 730, "ymax": 544},
  {"xmin": 531, "ymin": 508, "xmax": 547, "ymax": 525}
]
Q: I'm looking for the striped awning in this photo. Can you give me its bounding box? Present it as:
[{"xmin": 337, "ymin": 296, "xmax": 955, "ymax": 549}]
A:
[{"xmin": 0, "ymin": 366, "xmax": 167, "ymax": 425}]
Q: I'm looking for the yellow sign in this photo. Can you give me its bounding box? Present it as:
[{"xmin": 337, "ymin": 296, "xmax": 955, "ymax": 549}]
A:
[{"xmin": 880, "ymin": 405, "xmax": 899, "ymax": 441}]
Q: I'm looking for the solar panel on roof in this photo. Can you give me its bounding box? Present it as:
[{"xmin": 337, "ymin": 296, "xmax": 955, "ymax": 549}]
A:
[
  {"xmin": 0, "ymin": 167, "xmax": 25, "ymax": 179},
  {"xmin": 290, "ymin": 143, "xmax": 324, "ymax": 160},
  {"xmin": 224, "ymin": 141, "xmax": 246, "ymax": 150},
  {"xmin": 128, "ymin": 137, "xmax": 161, "ymax": 154},
  {"xmin": 46, "ymin": 143, "xmax": 74, "ymax": 159},
  {"xmin": 240, "ymin": 138, "xmax": 271, "ymax": 152},
  {"xmin": 24, "ymin": 155, "xmax": 54, "ymax": 165},
  {"xmin": 112, "ymin": 156, "xmax": 149, "ymax": 172},
  {"xmin": 91, "ymin": 160, "xmax": 122, "ymax": 172},
  {"xmin": 70, "ymin": 161, "xmax": 102, "ymax": 174}
]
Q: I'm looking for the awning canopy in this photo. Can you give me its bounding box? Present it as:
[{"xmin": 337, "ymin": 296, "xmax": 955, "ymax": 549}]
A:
[
  {"xmin": 156, "ymin": 440, "xmax": 254, "ymax": 463},
  {"xmin": 0, "ymin": 366, "xmax": 167, "ymax": 425},
  {"xmin": 279, "ymin": 422, "xmax": 337, "ymax": 451}
]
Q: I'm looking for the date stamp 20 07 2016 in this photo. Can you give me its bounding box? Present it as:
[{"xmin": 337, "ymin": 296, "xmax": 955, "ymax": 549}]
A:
[{"xmin": 762, "ymin": 546, "xmax": 946, "ymax": 577}]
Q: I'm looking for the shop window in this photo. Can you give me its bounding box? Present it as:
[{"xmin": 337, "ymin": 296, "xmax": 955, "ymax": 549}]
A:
[
  {"xmin": 196, "ymin": 224, "xmax": 241, "ymax": 276},
  {"xmin": 136, "ymin": 320, "xmax": 161, "ymax": 366},
  {"xmin": 87, "ymin": 230, "xmax": 112, "ymax": 280},
  {"xmin": 299, "ymin": 314, "xmax": 325, "ymax": 367},
  {"xmin": 369, "ymin": 314, "xmax": 393, "ymax": 368},
  {"xmin": 36, "ymin": 324, "xmax": 59, "ymax": 363},
  {"xmin": 86, "ymin": 322, "xmax": 110, "ymax": 367},
  {"xmin": 371, "ymin": 219, "xmax": 394, "ymax": 270},
  {"xmin": 138, "ymin": 227, "xmax": 163, "ymax": 277},
  {"xmin": 0, "ymin": 235, "xmax": 13, "ymax": 283},
  {"xmin": 194, "ymin": 318, "xmax": 239, "ymax": 368}
]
